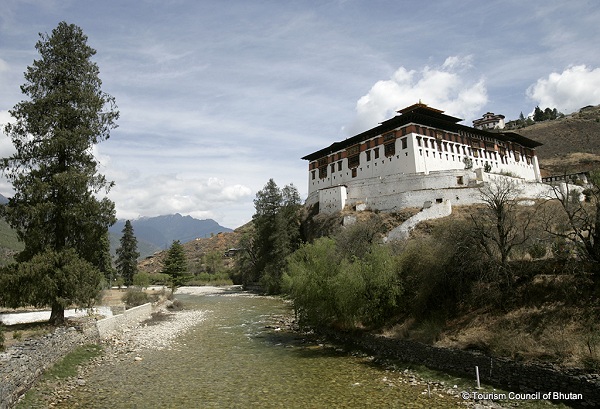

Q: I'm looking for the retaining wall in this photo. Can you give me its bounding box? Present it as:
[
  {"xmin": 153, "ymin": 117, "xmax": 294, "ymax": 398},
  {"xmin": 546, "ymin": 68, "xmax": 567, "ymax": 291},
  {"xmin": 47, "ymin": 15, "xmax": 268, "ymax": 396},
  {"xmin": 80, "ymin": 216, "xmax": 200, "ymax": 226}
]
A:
[
  {"xmin": 0, "ymin": 303, "xmax": 153, "ymax": 408},
  {"xmin": 96, "ymin": 303, "xmax": 152, "ymax": 339},
  {"xmin": 323, "ymin": 330, "xmax": 600, "ymax": 408},
  {"xmin": 0, "ymin": 322, "xmax": 99, "ymax": 409}
]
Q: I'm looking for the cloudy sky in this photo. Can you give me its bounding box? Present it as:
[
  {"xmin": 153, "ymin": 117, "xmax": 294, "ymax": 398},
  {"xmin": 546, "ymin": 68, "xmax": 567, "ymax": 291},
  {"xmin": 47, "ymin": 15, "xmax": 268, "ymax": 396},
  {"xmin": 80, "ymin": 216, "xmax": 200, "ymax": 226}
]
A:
[{"xmin": 1, "ymin": 1, "xmax": 599, "ymax": 228}]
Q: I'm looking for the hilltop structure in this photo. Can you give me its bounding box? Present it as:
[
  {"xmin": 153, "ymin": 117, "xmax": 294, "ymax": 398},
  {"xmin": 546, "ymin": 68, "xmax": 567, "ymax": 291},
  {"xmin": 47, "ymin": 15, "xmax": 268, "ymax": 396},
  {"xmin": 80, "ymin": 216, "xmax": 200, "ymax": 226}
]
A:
[
  {"xmin": 472, "ymin": 112, "xmax": 506, "ymax": 130},
  {"xmin": 302, "ymin": 103, "xmax": 547, "ymax": 216}
]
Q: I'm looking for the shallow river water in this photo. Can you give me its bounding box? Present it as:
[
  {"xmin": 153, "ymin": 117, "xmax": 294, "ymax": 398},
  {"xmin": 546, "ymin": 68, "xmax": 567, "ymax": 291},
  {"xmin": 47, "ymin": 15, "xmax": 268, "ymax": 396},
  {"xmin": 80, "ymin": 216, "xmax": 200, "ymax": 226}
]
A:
[{"xmin": 65, "ymin": 292, "xmax": 469, "ymax": 408}]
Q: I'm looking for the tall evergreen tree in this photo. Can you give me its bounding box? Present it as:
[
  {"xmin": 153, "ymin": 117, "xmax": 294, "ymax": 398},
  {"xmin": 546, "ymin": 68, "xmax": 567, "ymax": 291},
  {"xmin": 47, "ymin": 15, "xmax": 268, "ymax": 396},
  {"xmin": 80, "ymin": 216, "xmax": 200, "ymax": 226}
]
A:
[
  {"xmin": 116, "ymin": 220, "xmax": 139, "ymax": 286},
  {"xmin": 0, "ymin": 22, "xmax": 118, "ymax": 324},
  {"xmin": 163, "ymin": 240, "xmax": 188, "ymax": 290},
  {"xmin": 239, "ymin": 179, "xmax": 303, "ymax": 293}
]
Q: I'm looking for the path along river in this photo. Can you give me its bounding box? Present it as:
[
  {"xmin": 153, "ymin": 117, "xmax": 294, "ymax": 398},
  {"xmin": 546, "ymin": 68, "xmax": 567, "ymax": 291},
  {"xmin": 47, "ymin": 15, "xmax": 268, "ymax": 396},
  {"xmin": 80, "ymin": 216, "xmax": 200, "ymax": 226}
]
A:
[{"xmin": 38, "ymin": 288, "xmax": 512, "ymax": 408}]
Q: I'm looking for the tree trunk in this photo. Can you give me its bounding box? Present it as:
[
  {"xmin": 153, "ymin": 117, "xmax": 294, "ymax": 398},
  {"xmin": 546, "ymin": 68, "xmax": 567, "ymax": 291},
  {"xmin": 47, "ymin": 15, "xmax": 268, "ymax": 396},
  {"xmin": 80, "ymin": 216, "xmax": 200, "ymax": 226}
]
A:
[{"xmin": 49, "ymin": 303, "xmax": 65, "ymax": 325}]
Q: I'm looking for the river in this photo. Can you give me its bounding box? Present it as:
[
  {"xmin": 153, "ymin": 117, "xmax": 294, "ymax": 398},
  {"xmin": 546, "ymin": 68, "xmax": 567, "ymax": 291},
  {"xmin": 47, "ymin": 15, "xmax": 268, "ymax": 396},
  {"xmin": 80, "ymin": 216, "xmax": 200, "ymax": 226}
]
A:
[{"xmin": 23, "ymin": 289, "xmax": 554, "ymax": 408}]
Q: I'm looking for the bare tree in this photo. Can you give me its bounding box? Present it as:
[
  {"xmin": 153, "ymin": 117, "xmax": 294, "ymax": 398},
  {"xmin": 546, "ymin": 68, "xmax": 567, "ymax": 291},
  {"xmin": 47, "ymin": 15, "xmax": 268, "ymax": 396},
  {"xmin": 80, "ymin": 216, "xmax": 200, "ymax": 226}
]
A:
[
  {"xmin": 471, "ymin": 178, "xmax": 533, "ymax": 273},
  {"xmin": 543, "ymin": 171, "xmax": 600, "ymax": 264}
]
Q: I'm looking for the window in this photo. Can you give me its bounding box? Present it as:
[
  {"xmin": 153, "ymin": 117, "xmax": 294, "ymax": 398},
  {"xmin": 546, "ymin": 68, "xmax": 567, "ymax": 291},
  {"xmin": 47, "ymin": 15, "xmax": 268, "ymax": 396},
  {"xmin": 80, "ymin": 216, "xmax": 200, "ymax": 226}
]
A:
[
  {"xmin": 374, "ymin": 147, "xmax": 379, "ymax": 159},
  {"xmin": 319, "ymin": 166, "xmax": 327, "ymax": 179},
  {"xmin": 311, "ymin": 170, "xmax": 316, "ymax": 180},
  {"xmin": 351, "ymin": 168, "xmax": 357, "ymax": 178},
  {"xmin": 401, "ymin": 138, "xmax": 407, "ymax": 149},
  {"xmin": 384, "ymin": 142, "xmax": 395, "ymax": 157},
  {"xmin": 337, "ymin": 161, "xmax": 342, "ymax": 171},
  {"xmin": 366, "ymin": 150, "xmax": 371, "ymax": 161},
  {"xmin": 348, "ymin": 155, "xmax": 360, "ymax": 168},
  {"xmin": 330, "ymin": 163, "xmax": 335, "ymax": 173}
]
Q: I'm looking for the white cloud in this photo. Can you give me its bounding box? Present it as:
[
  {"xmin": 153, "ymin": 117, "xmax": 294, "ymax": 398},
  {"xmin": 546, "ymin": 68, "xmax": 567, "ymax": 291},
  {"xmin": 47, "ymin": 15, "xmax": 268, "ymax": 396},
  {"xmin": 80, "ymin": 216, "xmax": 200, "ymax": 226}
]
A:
[
  {"xmin": 345, "ymin": 56, "xmax": 488, "ymax": 134},
  {"xmin": 109, "ymin": 173, "xmax": 252, "ymax": 226},
  {"xmin": 527, "ymin": 65, "xmax": 600, "ymax": 114}
]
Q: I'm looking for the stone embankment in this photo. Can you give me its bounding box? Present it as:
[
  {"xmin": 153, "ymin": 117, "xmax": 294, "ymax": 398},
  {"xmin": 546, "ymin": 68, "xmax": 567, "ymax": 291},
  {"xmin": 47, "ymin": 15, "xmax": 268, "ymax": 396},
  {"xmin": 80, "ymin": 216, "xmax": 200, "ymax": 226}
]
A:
[
  {"xmin": 0, "ymin": 321, "xmax": 99, "ymax": 409},
  {"xmin": 321, "ymin": 330, "xmax": 600, "ymax": 408},
  {"xmin": 0, "ymin": 299, "xmax": 212, "ymax": 409}
]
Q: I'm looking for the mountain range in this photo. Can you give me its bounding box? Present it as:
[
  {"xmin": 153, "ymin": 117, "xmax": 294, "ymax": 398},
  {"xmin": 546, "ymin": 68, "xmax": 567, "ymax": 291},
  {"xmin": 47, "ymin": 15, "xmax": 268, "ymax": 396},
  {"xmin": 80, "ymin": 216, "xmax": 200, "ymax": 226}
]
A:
[{"xmin": 109, "ymin": 213, "xmax": 233, "ymax": 257}]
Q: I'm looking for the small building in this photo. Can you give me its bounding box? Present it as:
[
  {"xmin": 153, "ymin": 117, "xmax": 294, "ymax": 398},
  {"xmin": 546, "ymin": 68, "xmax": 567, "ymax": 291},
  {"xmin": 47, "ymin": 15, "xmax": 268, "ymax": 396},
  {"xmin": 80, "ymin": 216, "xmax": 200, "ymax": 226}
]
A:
[
  {"xmin": 472, "ymin": 112, "xmax": 506, "ymax": 130},
  {"xmin": 302, "ymin": 103, "xmax": 543, "ymax": 214}
]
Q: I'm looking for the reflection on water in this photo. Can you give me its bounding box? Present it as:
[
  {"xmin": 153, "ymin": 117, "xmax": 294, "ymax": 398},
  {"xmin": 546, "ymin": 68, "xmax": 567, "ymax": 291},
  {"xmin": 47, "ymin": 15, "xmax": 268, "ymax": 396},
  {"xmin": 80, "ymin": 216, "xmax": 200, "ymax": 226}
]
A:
[{"xmin": 66, "ymin": 292, "xmax": 457, "ymax": 408}]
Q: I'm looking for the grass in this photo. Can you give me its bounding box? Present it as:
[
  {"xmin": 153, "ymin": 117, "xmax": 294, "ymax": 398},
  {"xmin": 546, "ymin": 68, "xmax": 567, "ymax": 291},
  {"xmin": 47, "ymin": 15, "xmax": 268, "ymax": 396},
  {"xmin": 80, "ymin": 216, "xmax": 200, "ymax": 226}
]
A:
[
  {"xmin": 42, "ymin": 344, "xmax": 103, "ymax": 380},
  {"xmin": 16, "ymin": 344, "xmax": 103, "ymax": 409}
]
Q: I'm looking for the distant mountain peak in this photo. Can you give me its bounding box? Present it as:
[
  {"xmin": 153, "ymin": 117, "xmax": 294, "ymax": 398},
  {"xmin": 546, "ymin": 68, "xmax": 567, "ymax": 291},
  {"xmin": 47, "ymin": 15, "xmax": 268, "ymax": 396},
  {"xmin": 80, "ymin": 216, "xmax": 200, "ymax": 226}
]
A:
[{"xmin": 109, "ymin": 213, "xmax": 233, "ymax": 258}]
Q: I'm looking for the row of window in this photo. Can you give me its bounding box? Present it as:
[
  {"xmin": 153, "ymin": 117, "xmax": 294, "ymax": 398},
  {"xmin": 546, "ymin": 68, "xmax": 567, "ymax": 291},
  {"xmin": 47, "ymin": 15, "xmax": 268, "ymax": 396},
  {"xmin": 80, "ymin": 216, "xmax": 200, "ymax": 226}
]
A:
[{"xmin": 313, "ymin": 134, "xmax": 534, "ymax": 180}]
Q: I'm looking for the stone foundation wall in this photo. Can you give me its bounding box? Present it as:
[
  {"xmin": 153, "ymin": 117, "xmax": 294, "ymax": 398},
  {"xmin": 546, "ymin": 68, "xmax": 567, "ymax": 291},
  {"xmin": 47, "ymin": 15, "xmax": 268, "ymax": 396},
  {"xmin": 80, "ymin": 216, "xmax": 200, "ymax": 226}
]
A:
[
  {"xmin": 0, "ymin": 322, "xmax": 99, "ymax": 409},
  {"xmin": 323, "ymin": 330, "xmax": 600, "ymax": 408}
]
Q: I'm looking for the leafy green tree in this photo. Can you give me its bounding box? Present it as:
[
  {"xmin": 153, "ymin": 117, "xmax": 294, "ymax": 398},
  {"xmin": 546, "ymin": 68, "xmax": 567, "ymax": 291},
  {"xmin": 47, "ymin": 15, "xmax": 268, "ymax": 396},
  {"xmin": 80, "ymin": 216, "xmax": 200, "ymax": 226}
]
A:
[
  {"xmin": 0, "ymin": 22, "xmax": 118, "ymax": 324},
  {"xmin": 163, "ymin": 240, "xmax": 188, "ymax": 290},
  {"xmin": 284, "ymin": 236, "xmax": 402, "ymax": 329},
  {"xmin": 115, "ymin": 220, "xmax": 139, "ymax": 286}
]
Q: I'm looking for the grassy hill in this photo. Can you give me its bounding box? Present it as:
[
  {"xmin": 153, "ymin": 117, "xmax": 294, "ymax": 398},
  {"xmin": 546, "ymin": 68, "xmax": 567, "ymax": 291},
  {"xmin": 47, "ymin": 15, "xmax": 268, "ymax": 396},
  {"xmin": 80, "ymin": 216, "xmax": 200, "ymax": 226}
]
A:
[{"xmin": 517, "ymin": 104, "xmax": 600, "ymax": 176}]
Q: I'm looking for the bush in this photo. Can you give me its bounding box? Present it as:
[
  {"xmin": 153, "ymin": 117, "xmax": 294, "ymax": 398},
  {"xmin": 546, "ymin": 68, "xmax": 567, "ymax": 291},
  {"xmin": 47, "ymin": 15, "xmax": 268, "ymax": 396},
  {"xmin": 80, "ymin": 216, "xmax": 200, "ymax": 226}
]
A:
[
  {"xmin": 0, "ymin": 324, "xmax": 5, "ymax": 351},
  {"xmin": 527, "ymin": 242, "xmax": 547, "ymax": 259},
  {"xmin": 133, "ymin": 272, "xmax": 151, "ymax": 288},
  {"xmin": 283, "ymin": 237, "xmax": 402, "ymax": 329},
  {"xmin": 122, "ymin": 287, "xmax": 150, "ymax": 308}
]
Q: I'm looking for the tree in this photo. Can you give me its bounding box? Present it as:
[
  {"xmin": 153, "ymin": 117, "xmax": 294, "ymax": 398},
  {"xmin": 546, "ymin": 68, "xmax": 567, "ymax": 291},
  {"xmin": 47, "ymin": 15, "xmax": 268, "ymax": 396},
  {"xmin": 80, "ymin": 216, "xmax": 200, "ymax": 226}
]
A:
[
  {"xmin": 0, "ymin": 22, "xmax": 118, "ymax": 324},
  {"xmin": 543, "ymin": 171, "xmax": 600, "ymax": 267},
  {"xmin": 471, "ymin": 178, "xmax": 533, "ymax": 285},
  {"xmin": 239, "ymin": 179, "xmax": 303, "ymax": 293},
  {"xmin": 163, "ymin": 240, "xmax": 188, "ymax": 290},
  {"xmin": 116, "ymin": 220, "xmax": 139, "ymax": 286}
]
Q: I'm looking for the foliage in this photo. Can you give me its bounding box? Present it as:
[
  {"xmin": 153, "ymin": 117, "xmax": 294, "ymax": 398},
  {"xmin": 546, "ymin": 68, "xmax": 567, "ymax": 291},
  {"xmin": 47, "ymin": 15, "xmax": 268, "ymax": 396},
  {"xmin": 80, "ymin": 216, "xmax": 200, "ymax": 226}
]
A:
[
  {"xmin": 283, "ymin": 231, "xmax": 402, "ymax": 329},
  {"xmin": 116, "ymin": 220, "xmax": 139, "ymax": 286},
  {"xmin": 122, "ymin": 287, "xmax": 150, "ymax": 308},
  {"xmin": 202, "ymin": 250, "xmax": 224, "ymax": 275},
  {"xmin": 132, "ymin": 272, "xmax": 171, "ymax": 286},
  {"xmin": 0, "ymin": 22, "xmax": 118, "ymax": 324},
  {"xmin": 133, "ymin": 271, "xmax": 151, "ymax": 287},
  {"xmin": 238, "ymin": 179, "xmax": 303, "ymax": 293},
  {"xmin": 533, "ymin": 106, "xmax": 560, "ymax": 122},
  {"xmin": 187, "ymin": 272, "xmax": 233, "ymax": 286},
  {"xmin": 162, "ymin": 240, "xmax": 188, "ymax": 290},
  {"xmin": 0, "ymin": 324, "xmax": 4, "ymax": 351},
  {"xmin": 0, "ymin": 248, "xmax": 103, "ymax": 314}
]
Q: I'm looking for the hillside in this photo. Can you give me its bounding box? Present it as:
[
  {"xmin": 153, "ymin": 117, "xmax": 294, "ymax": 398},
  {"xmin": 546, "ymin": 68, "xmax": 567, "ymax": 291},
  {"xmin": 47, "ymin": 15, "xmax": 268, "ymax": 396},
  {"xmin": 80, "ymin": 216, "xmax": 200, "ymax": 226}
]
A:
[
  {"xmin": 517, "ymin": 104, "xmax": 600, "ymax": 176},
  {"xmin": 137, "ymin": 224, "xmax": 247, "ymax": 275}
]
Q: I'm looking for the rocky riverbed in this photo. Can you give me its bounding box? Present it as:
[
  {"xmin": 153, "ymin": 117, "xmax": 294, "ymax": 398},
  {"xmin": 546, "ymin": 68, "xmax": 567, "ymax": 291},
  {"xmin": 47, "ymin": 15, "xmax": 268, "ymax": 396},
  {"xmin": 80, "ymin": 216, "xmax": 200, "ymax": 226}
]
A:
[{"xmin": 17, "ymin": 290, "xmax": 536, "ymax": 408}]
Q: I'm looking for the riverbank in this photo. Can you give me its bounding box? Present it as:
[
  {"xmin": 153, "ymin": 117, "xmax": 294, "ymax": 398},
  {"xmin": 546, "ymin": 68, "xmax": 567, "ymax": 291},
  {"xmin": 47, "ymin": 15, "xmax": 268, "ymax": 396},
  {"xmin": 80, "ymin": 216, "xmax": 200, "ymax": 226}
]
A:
[{"xmin": 10, "ymin": 287, "xmax": 568, "ymax": 408}]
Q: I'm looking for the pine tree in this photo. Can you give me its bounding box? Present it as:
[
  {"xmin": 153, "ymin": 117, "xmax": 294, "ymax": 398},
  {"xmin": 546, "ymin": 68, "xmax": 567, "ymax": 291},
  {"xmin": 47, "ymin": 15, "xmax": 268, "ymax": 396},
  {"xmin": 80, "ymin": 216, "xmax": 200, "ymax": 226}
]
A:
[
  {"xmin": 163, "ymin": 240, "xmax": 188, "ymax": 290},
  {"xmin": 116, "ymin": 220, "xmax": 139, "ymax": 286},
  {"xmin": 0, "ymin": 22, "xmax": 118, "ymax": 324},
  {"xmin": 239, "ymin": 179, "xmax": 303, "ymax": 293}
]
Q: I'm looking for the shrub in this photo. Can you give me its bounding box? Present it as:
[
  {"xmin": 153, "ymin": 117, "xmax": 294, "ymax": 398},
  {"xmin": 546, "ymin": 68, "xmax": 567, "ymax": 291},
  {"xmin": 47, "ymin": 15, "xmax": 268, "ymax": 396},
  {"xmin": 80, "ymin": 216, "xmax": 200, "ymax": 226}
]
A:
[
  {"xmin": 527, "ymin": 242, "xmax": 547, "ymax": 259},
  {"xmin": 122, "ymin": 287, "xmax": 150, "ymax": 308},
  {"xmin": 283, "ymin": 237, "xmax": 402, "ymax": 329},
  {"xmin": 133, "ymin": 272, "xmax": 151, "ymax": 288}
]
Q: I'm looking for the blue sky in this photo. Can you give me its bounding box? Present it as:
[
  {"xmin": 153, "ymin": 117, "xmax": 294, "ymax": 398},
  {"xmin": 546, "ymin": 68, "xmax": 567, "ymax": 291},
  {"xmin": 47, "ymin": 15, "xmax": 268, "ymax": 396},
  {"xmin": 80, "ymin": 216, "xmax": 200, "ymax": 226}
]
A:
[{"xmin": 1, "ymin": 0, "xmax": 599, "ymax": 228}]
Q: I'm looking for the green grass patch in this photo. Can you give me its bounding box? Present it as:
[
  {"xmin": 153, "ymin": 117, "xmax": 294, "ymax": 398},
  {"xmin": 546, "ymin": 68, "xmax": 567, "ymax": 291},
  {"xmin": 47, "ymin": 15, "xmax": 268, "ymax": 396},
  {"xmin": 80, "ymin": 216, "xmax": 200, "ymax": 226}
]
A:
[{"xmin": 42, "ymin": 344, "xmax": 103, "ymax": 380}]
